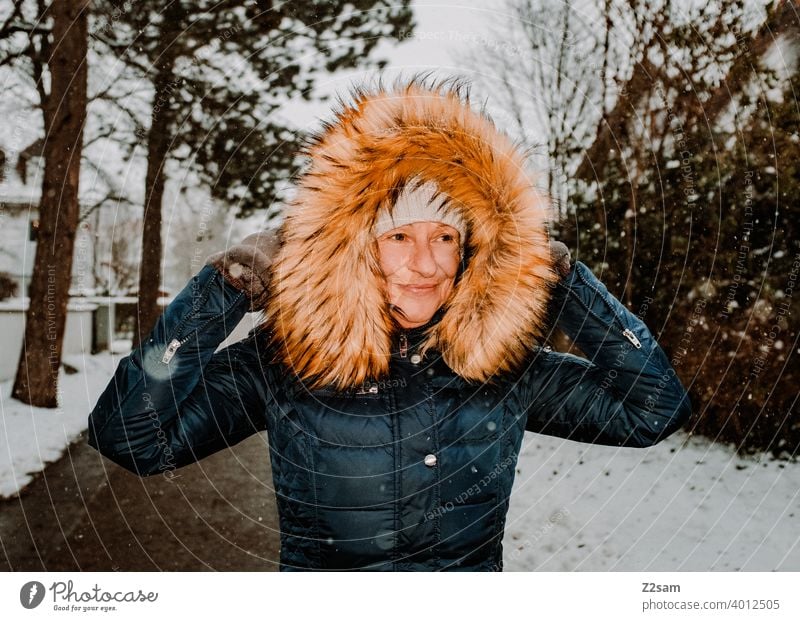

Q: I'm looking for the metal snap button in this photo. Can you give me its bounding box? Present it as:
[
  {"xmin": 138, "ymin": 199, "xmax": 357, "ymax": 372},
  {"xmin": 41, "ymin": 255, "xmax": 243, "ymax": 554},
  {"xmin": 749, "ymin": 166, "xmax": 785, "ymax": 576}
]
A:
[
  {"xmin": 424, "ymin": 454, "xmax": 437, "ymax": 467},
  {"xmin": 410, "ymin": 353, "xmax": 422, "ymax": 364}
]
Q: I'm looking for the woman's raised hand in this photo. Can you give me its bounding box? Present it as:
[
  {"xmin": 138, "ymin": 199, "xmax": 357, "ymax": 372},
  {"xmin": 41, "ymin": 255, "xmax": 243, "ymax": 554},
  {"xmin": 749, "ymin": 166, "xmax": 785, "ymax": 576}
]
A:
[
  {"xmin": 204, "ymin": 229, "xmax": 281, "ymax": 310},
  {"xmin": 549, "ymin": 240, "xmax": 572, "ymax": 279}
]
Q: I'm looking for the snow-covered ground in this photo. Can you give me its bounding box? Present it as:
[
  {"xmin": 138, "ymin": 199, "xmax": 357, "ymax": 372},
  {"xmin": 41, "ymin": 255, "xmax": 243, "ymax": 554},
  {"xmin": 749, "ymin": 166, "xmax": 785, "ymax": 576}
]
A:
[
  {"xmin": 0, "ymin": 348, "xmax": 127, "ymax": 498},
  {"xmin": 505, "ymin": 432, "xmax": 800, "ymax": 571},
  {"xmin": 1, "ymin": 347, "xmax": 797, "ymax": 571}
]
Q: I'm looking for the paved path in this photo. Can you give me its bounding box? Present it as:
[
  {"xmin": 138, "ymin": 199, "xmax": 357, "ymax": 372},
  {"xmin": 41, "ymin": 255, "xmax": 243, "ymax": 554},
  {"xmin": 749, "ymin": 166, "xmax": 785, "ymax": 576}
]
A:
[{"xmin": 0, "ymin": 432, "xmax": 280, "ymax": 571}]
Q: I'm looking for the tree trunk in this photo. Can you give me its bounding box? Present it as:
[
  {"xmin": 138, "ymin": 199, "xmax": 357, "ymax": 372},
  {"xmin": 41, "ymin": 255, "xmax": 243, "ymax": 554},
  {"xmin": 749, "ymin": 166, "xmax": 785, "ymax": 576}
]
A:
[
  {"xmin": 12, "ymin": 0, "xmax": 90, "ymax": 407},
  {"xmin": 625, "ymin": 174, "xmax": 636, "ymax": 308},
  {"xmin": 133, "ymin": 61, "xmax": 175, "ymax": 348}
]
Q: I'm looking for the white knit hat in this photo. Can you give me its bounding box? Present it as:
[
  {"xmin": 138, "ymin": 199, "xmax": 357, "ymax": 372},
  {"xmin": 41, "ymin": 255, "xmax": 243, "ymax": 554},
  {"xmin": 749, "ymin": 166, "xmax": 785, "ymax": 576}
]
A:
[{"xmin": 372, "ymin": 178, "xmax": 467, "ymax": 245}]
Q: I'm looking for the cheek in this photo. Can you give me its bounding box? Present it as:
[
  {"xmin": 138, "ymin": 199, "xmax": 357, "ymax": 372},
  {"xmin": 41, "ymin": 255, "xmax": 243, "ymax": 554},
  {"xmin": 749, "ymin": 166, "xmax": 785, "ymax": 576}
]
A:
[
  {"xmin": 437, "ymin": 249, "xmax": 461, "ymax": 277},
  {"xmin": 440, "ymin": 276, "xmax": 456, "ymax": 294},
  {"xmin": 376, "ymin": 268, "xmax": 400, "ymax": 300},
  {"xmin": 377, "ymin": 244, "xmax": 406, "ymax": 277}
]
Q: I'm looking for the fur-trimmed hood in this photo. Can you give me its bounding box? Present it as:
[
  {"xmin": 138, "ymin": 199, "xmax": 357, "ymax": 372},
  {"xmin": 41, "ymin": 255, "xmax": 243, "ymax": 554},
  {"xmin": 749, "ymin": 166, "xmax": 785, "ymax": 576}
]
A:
[{"xmin": 262, "ymin": 77, "xmax": 559, "ymax": 390}]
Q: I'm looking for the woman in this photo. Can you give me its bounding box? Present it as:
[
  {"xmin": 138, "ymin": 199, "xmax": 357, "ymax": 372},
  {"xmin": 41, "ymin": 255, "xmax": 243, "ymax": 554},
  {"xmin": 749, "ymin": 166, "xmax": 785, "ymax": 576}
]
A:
[{"xmin": 88, "ymin": 78, "xmax": 691, "ymax": 571}]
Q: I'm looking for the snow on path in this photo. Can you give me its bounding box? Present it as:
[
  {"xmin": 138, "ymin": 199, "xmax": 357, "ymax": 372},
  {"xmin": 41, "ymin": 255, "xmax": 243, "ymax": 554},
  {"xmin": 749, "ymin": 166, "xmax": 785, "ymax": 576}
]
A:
[
  {"xmin": 504, "ymin": 431, "xmax": 799, "ymax": 571},
  {"xmin": 0, "ymin": 351, "xmax": 124, "ymax": 498}
]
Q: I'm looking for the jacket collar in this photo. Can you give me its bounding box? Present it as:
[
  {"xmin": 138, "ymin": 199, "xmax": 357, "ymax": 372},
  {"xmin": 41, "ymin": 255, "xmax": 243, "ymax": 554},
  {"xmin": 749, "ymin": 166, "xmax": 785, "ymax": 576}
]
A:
[{"xmin": 390, "ymin": 305, "xmax": 446, "ymax": 356}]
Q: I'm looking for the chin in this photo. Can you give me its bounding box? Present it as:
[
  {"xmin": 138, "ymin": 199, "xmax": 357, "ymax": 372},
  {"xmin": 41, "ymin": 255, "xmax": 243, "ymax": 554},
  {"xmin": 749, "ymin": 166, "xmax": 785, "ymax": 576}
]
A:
[
  {"xmin": 406, "ymin": 314, "xmax": 435, "ymax": 326},
  {"xmin": 392, "ymin": 304, "xmax": 438, "ymax": 328}
]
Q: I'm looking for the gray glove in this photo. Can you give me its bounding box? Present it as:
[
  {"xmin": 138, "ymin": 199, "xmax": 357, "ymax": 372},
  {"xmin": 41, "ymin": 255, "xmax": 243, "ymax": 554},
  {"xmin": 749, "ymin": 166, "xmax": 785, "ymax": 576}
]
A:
[
  {"xmin": 204, "ymin": 229, "xmax": 280, "ymax": 310},
  {"xmin": 549, "ymin": 240, "xmax": 572, "ymax": 279}
]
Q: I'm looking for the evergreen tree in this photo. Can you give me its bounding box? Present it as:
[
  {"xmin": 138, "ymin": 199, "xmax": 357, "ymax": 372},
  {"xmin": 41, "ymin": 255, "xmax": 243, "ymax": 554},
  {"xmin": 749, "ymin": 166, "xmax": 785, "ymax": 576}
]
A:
[{"xmin": 475, "ymin": 0, "xmax": 800, "ymax": 456}]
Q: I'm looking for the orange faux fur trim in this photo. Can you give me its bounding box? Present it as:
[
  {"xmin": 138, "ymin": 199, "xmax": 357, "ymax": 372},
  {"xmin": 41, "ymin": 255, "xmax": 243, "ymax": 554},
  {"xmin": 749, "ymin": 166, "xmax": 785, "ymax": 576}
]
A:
[{"xmin": 262, "ymin": 76, "xmax": 559, "ymax": 390}]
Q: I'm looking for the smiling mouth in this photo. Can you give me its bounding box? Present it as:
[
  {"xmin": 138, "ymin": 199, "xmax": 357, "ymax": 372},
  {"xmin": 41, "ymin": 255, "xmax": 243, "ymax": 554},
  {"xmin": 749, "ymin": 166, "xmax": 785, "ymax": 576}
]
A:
[{"xmin": 401, "ymin": 284, "xmax": 437, "ymax": 293}]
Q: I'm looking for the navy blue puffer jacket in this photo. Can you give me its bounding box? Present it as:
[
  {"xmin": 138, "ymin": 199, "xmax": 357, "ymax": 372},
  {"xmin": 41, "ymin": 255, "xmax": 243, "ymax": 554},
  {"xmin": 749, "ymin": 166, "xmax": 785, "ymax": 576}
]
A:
[{"xmin": 87, "ymin": 258, "xmax": 691, "ymax": 570}]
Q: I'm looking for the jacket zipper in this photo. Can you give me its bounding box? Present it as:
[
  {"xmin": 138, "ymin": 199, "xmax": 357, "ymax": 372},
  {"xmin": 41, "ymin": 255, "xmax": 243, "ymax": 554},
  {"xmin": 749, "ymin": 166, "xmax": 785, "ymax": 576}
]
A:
[
  {"xmin": 161, "ymin": 338, "xmax": 183, "ymax": 363},
  {"xmin": 399, "ymin": 332, "xmax": 408, "ymax": 358},
  {"xmin": 566, "ymin": 267, "xmax": 643, "ymax": 350},
  {"xmin": 622, "ymin": 328, "xmax": 642, "ymax": 349},
  {"xmin": 161, "ymin": 290, "xmax": 246, "ymax": 364}
]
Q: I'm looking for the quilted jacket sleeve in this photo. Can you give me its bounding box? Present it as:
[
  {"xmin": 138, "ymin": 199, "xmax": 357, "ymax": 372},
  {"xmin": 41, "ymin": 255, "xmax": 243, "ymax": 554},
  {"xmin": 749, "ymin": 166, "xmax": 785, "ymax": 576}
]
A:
[
  {"xmin": 521, "ymin": 260, "xmax": 692, "ymax": 447},
  {"xmin": 87, "ymin": 264, "xmax": 276, "ymax": 477}
]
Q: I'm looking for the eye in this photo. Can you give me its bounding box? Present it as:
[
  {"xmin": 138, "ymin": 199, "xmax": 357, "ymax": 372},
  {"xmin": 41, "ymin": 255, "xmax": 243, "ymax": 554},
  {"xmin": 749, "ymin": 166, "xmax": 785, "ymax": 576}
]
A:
[{"xmin": 388, "ymin": 232, "xmax": 407, "ymax": 241}]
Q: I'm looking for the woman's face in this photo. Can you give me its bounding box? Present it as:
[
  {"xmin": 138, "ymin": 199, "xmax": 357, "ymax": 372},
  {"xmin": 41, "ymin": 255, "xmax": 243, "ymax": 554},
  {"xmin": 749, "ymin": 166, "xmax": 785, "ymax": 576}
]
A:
[{"xmin": 376, "ymin": 221, "xmax": 461, "ymax": 329}]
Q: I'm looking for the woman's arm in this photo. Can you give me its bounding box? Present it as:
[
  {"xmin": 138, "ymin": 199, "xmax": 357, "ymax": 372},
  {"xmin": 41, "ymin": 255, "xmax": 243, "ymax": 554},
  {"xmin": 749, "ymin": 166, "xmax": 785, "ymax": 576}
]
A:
[
  {"xmin": 520, "ymin": 260, "xmax": 692, "ymax": 448},
  {"xmin": 87, "ymin": 241, "xmax": 279, "ymax": 477}
]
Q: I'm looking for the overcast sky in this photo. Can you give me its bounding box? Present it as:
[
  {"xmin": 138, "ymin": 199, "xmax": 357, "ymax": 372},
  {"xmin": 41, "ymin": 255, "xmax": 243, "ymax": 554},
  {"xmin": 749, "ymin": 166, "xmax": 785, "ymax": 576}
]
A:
[{"xmin": 282, "ymin": 0, "xmax": 511, "ymax": 133}]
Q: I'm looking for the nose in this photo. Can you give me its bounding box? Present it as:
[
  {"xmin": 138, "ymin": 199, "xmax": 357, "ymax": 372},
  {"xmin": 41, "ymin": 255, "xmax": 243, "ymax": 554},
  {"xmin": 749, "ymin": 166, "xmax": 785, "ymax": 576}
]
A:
[{"xmin": 407, "ymin": 238, "xmax": 437, "ymax": 277}]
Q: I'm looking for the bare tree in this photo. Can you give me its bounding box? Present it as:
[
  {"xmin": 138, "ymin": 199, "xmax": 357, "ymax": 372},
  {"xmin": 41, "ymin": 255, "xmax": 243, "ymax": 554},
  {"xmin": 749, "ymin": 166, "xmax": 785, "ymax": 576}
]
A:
[
  {"xmin": 465, "ymin": 0, "xmax": 630, "ymax": 216},
  {"xmin": 11, "ymin": 0, "xmax": 90, "ymax": 407}
]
